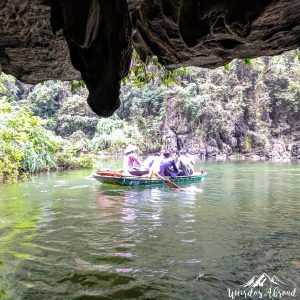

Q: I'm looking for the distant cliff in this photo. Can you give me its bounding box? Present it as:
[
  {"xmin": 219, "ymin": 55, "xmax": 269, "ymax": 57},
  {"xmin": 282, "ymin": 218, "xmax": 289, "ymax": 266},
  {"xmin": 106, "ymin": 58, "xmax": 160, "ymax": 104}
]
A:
[{"xmin": 119, "ymin": 50, "xmax": 300, "ymax": 161}]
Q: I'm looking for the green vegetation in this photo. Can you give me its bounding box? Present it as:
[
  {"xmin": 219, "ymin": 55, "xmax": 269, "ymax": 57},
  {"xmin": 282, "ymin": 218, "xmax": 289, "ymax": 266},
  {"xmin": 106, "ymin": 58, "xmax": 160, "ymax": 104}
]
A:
[
  {"xmin": 0, "ymin": 101, "xmax": 56, "ymax": 182},
  {"xmin": 0, "ymin": 100, "xmax": 95, "ymax": 183},
  {"xmin": 0, "ymin": 80, "xmax": 95, "ymax": 183},
  {"xmin": 90, "ymin": 116, "xmax": 143, "ymax": 153},
  {"xmin": 117, "ymin": 50, "xmax": 299, "ymax": 157},
  {"xmin": 0, "ymin": 50, "xmax": 299, "ymax": 182}
]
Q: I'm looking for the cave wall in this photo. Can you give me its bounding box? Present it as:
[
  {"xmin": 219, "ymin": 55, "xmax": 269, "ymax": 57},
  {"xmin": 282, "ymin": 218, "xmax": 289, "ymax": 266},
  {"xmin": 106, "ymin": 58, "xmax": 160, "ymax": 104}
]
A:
[
  {"xmin": 0, "ymin": 0, "xmax": 80, "ymax": 83},
  {"xmin": 131, "ymin": 0, "xmax": 300, "ymax": 68},
  {"xmin": 0, "ymin": 0, "xmax": 299, "ymax": 116}
]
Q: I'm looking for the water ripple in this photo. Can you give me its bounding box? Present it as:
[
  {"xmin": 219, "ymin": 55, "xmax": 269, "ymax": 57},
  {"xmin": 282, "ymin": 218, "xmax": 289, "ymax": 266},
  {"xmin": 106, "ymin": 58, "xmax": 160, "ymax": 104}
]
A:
[{"xmin": 0, "ymin": 163, "xmax": 299, "ymax": 299}]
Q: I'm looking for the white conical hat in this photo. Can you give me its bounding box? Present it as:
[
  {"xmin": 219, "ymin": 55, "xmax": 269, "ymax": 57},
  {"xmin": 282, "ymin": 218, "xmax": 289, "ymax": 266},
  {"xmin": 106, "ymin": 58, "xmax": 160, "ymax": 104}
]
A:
[{"xmin": 124, "ymin": 144, "xmax": 139, "ymax": 154}]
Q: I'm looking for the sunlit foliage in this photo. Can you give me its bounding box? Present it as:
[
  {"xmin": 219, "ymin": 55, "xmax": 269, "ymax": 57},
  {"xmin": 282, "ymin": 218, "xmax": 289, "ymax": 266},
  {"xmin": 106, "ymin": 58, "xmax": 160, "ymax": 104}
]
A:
[
  {"xmin": 0, "ymin": 90, "xmax": 95, "ymax": 183},
  {"xmin": 0, "ymin": 101, "xmax": 57, "ymax": 182},
  {"xmin": 90, "ymin": 116, "xmax": 144, "ymax": 153},
  {"xmin": 119, "ymin": 50, "xmax": 300, "ymax": 153}
]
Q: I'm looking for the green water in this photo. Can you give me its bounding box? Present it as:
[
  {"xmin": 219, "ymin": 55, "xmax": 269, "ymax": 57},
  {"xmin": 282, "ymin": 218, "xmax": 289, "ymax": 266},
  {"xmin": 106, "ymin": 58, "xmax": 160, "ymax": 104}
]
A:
[{"xmin": 0, "ymin": 161, "xmax": 299, "ymax": 299}]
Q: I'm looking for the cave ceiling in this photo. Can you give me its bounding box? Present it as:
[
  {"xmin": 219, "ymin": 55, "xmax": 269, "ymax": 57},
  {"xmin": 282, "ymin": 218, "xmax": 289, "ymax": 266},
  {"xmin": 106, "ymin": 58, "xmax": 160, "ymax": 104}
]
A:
[{"xmin": 0, "ymin": 0, "xmax": 299, "ymax": 116}]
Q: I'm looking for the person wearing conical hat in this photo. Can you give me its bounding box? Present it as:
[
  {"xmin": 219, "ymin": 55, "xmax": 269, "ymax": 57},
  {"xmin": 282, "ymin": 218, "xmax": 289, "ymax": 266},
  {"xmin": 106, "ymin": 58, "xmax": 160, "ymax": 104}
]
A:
[{"xmin": 123, "ymin": 144, "xmax": 141, "ymax": 174}]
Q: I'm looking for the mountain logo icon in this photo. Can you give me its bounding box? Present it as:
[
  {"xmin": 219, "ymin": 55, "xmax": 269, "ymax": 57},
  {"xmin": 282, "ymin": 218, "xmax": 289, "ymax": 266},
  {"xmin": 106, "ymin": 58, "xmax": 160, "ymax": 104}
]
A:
[{"xmin": 242, "ymin": 273, "xmax": 287, "ymax": 288}]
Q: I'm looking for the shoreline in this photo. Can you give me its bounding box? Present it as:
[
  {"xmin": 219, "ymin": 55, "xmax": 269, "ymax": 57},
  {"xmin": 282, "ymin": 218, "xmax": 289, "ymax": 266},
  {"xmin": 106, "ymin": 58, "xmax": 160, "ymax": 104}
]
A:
[
  {"xmin": 2, "ymin": 153, "xmax": 299, "ymax": 184},
  {"xmin": 97, "ymin": 152, "xmax": 300, "ymax": 163}
]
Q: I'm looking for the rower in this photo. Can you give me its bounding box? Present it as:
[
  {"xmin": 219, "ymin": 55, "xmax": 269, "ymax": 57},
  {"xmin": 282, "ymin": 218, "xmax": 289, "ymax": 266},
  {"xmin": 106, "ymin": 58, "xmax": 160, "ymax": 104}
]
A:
[
  {"xmin": 123, "ymin": 144, "xmax": 141, "ymax": 175},
  {"xmin": 158, "ymin": 150, "xmax": 182, "ymax": 178}
]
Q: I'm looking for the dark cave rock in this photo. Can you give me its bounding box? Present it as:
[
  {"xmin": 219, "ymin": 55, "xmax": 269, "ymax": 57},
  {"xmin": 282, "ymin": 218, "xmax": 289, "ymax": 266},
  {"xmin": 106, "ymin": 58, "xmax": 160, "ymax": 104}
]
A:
[
  {"xmin": 52, "ymin": 0, "xmax": 133, "ymax": 116},
  {"xmin": 0, "ymin": 0, "xmax": 299, "ymax": 116},
  {"xmin": 131, "ymin": 0, "xmax": 300, "ymax": 68}
]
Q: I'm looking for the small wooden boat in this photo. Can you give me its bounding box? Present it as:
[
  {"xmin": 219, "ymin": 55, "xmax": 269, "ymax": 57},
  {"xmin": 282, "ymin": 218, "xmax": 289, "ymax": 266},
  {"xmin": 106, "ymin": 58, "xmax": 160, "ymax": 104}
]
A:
[{"xmin": 92, "ymin": 170, "xmax": 207, "ymax": 187}]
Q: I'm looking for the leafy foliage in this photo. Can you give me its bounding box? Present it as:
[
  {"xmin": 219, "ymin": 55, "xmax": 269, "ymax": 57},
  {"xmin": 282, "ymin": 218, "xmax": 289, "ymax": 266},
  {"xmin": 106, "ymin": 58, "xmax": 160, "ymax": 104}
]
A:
[
  {"xmin": 55, "ymin": 146, "xmax": 95, "ymax": 169},
  {"xmin": 56, "ymin": 94, "xmax": 98, "ymax": 138},
  {"xmin": 124, "ymin": 52, "xmax": 188, "ymax": 87},
  {"xmin": 70, "ymin": 80, "xmax": 86, "ymax": 93},
  {"xmin": 27, "ymin": 81, "xmax": 61, "ymax": 119},
  {"xmin": 90, "ymin": 116, "xmax": 143, "ymax": 153},
  {"xmin": 0, "ymin": 92, "xmax": 95, "ymax": 183},
  {"xmin": 0, "ymin": 101, "xmax": 58, "ymax": 182}
]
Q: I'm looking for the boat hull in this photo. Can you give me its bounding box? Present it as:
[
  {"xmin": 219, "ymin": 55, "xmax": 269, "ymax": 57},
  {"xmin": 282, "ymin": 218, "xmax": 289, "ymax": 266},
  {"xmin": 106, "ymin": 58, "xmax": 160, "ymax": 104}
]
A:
[{"xmin": 92, "ymin": 172, "xmax": 207, "ymax": 187}]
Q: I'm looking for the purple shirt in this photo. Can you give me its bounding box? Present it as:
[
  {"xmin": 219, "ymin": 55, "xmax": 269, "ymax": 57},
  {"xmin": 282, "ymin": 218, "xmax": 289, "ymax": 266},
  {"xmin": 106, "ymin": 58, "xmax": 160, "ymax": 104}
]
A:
[{"xmin": 158, "ymin": 158, "xmax": 179, "ymax": 177}]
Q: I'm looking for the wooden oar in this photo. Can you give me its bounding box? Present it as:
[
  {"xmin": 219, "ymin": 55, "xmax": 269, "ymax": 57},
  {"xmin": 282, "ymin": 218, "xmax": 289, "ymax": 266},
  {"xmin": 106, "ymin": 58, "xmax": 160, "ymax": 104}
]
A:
[{"xmin": 154, "ymin": 173, "xmax": 182, "ymax": 190}]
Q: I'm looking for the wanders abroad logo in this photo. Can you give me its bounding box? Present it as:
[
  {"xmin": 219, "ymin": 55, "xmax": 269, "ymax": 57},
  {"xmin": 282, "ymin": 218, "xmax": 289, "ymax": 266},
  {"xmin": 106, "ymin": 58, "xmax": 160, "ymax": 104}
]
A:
[
  {"xmin": 227, "ymin": 273, "xmax": 297, "ymax": 299},
  {"xmin": 242, "ymin": 273, "xmax": 287, "ymax": 289}
]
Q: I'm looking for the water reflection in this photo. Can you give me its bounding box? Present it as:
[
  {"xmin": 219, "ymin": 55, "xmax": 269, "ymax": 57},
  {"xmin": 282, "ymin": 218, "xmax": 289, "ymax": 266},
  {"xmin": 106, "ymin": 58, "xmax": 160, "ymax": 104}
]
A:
[
  {"xmin": 0, "ymin": 162, "xmax": 299, "ymax": 299},
  {"xmin": 92, "ymin": 185, "xmax": 209, "ymax": 297}
]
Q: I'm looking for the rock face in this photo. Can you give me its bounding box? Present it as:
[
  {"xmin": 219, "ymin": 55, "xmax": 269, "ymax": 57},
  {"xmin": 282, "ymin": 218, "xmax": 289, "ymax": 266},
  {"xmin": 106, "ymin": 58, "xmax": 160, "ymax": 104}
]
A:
[
  {"xmin": 0, "ymin": 1, "xmax": 80, "ymax": 83},
  {"xmin": 131, "ymin": 0, "xmax": 300, "ymax": 68},
  {"xmin": 163, "ymin": 106, "xmax": 300, "ymax": 161},
  {"xmin": 0, "ymin": 0, "xmax": 300, "ymax": 116},
  {"xmin": 51, "ymin": 0, "xmax": 133, "ymax": 117}
]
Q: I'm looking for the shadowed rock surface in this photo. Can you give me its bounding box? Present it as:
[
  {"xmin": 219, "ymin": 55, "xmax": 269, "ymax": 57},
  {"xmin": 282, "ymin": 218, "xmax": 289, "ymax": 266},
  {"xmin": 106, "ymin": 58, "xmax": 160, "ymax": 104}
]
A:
[
  {"xmin": 131, "ymin": 0, "xmax": 300, "ymax": 68},
  {"xmin": 51, "ymin": 0, "xmax": 132, "ymax": 117},
  {"xmin": 0, "ymin": 0, "xmax": 80, "ymax": 83},
  {"xmin": 0, "ymin": 0, "xmax": 299, "ymax": 116}
]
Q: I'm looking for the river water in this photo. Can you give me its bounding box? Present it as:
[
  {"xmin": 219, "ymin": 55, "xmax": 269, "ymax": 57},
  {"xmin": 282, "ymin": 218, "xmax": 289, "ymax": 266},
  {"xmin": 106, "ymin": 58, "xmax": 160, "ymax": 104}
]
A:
[{"xmin": 0, "ymin": 161, "xmax": 299, "ymax": 299}]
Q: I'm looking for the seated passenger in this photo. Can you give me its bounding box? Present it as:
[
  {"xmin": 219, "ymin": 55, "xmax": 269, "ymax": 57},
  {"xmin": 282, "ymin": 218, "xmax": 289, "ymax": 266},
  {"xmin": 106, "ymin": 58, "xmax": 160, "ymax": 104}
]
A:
[
  {"xmin": 149, "ymin": 153, "xmax": 163, "ymax": 175},
  {"xmin": 158, "ymin": 150, "xmax": 182, "ymax": 178},
  {"xmin": 177, "ymin": 150, "xmax": 195, "ymax": 176},
  {"xmin": 123, "ymin": 145, "xmax": 142, "ymax": 175},
  {"xmin": 142, "ymin": 153, "xmax": 162, "ymax": 174},
  {"xmin": 142, "ymin": 154, "xmax": 157, "ymax": 170}
]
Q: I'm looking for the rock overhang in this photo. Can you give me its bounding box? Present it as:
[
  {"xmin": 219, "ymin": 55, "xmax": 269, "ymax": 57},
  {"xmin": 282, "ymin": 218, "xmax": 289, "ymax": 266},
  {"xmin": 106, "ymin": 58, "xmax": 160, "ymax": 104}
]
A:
[{"xmin": 0, "ymin": 0, "xmax": 299, "ymax": 116}]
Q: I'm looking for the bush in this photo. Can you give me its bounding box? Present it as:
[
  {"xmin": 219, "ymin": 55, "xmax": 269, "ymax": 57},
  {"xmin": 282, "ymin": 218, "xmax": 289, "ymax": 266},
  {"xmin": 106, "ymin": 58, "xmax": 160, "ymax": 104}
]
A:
[
  {"xmin": 27, "ymin": 81, "xmax": 60, "ymax": 118},
  {"xmin": 0, "ymin": 100, "xmax": 94, "ymax": 183},
  {"xmin": 56, "ymin": 95, "xmax": 98, "ymax": 137},
  {"xmin": 90, "ymin": 116, "xmax": 144, "ymax": 153},
  {"xmin": 0, "ymin": 101, "xmax": 57, "ymax": 182},
  {"xmin": 56, "ymin": 146, "xmax": 95, "ymax": 169}
]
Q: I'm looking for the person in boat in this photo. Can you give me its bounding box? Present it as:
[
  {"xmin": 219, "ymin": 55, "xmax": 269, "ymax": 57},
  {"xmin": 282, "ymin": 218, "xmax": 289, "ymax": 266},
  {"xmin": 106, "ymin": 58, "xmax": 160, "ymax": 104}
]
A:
[
  {"xmin": 142, "ymin": 153, "xmax": 157, "ymax": 170},
  {"xmin": 142, "ymin": 153, "xmax": 162, "ymax": 174},
  {"xmin": 177, "ymin": 150, "xmax": 195, "ymax": 176},
  {"xmin": 123, "ymin": 144, "xmax": 141, "ymax": 174},
  {"xmin": 149, "ymin": 152, "xmax": 163, "ymax": 174},
  {"xmin": 158, "ymin": 150, "xmax": 182, "ymax": 178}
]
